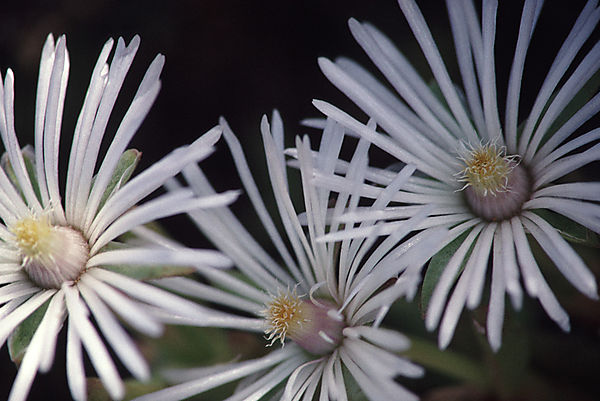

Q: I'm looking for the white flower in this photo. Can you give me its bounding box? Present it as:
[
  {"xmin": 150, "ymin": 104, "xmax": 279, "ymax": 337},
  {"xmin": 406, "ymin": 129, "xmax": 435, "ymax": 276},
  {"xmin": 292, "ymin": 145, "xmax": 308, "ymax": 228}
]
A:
[
  {"xmin": 0, "ymin": 34, "xmax": 238, "ymax": 401},
  {"xmin": 313, "ymin": 0, "xmax": 600, "ymax": 351},
  {"xmin": 133, "ymin": 112, "xmax": 446, "ymax": 401}
]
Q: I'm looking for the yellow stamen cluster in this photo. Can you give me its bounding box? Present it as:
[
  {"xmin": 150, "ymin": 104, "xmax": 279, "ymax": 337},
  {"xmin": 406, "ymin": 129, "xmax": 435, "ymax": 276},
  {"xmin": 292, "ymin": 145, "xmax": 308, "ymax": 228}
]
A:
[
  {"xmin": 261, "ymin": 288, "xmax": 308, "ymax": 347},
  {"xmin": 11, "ymin": 215, "xmax": 55, "ymax": 262},
  {"xmin": 10, "ymin": 214, "xmax": 90, "ymax": 289},
  {"xmin": 457, "ymin": 142, "xmax": 519, "ymax": 196}
]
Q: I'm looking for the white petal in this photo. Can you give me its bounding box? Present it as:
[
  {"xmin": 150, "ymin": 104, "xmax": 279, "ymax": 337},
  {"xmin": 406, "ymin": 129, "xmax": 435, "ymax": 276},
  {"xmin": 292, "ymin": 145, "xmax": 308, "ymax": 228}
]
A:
[
  {"xmin": 78, "ymin": 281, "xmax": 149, "ymax": 380},
  {"xmin": 132, "ymin": 347, "xmax": 300, "ymax": 401},
  {"xmin": 63, "ymin": 284, "xmax": 124, "ymax": 400}
]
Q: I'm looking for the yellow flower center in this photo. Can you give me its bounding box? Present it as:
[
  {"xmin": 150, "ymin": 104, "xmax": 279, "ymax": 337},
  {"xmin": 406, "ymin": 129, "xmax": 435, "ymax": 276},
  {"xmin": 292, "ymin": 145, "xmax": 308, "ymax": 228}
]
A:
[
  {"xmin": 260, "ymin": 288, "xmax": 345, "ymax": 355},
  {"xmin": 262, "ymin": 288, "xmax": 308, "ymax": 347},
  {"xmin": 12, "ymin": 216, "xmax": 55, "ymax": 260},
  {"xmin": 10, "ymin": 215, "xmax": 90, "ymax": 289},
  {"xmin": 457, "ymin": 142, "xmax": 519, "ymax": 196}
]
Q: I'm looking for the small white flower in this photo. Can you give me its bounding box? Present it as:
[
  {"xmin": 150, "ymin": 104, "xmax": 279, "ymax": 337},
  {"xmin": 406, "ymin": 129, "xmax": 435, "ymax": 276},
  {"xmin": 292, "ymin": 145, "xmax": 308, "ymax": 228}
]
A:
[
  {"xmin": 314, "ymin": 0, "xmax": 600, "ymax": 351},
  {"xmin": 133, "ymin": 113, "xmax": 446, "ymax": 401},
  {"xmin": 0, "ymin": 34, "xmax": 236, "ymax": 401}
]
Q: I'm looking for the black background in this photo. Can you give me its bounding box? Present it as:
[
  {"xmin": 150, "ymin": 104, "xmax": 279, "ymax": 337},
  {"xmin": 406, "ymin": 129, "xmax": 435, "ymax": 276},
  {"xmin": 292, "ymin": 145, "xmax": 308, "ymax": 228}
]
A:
[{"xmin": 0, "ymin": 1, "xmax": 597, "ymax": 400}]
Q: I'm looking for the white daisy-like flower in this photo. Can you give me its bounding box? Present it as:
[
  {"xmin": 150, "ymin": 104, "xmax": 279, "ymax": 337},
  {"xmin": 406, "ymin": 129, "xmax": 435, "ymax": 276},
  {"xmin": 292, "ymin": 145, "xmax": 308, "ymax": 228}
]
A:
[
  {"xmin": 313, "ymin": 0, "xmax": 600, "ymax": 351},
  {"xmin": 133, "ymin": 112, "xmax": 447, "ymax": 401},
  {"xmin": 0, "ymin": 34, "xmax": 239, "ymax": 401}
]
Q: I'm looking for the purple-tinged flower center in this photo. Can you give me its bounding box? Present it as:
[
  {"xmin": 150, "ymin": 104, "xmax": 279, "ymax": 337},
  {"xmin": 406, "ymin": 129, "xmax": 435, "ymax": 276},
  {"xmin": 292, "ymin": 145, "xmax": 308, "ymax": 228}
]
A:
[
  {"xmin": 11, "ymin": 216, "xmax": 89, "ymax": 289},
  {"xmin": 261, "ymin": 288, "xmax": 345, "ymax": 355},
  {"xmin": 457, "ymin": 143, "xmax": 532, "ymax": 221}
]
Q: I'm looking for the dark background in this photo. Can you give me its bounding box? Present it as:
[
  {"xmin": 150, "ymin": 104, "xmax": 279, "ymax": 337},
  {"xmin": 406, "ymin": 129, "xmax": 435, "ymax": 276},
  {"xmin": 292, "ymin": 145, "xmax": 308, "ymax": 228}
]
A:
[{"xmin": 0, "ymin": 1, "xmax": 598, "ymax": 400}]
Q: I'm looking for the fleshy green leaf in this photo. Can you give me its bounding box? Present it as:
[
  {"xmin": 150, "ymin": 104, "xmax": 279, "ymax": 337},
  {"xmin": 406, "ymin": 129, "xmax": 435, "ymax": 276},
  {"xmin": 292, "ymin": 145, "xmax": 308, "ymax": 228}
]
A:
[
  {"xmin": 87, "ymin": 378, "xmax": 166, "ymax": 401},
  {"xmin": 420, "ymin": 229, "xmax": 475, "ymax": 314},
  {"xmin": 8, "ymin": 298, "xmax": 51, "ymax": 365},
  {"xmin": 532, "ymin": 209, "xmax": 600, "ymax": 247},
  {"xmin": 102, "ymin": 262, "xmax": 196, "ymax": 281},
  {"xmin": 404, "ymin": 336, "xmax": 488, "ymax": 386},
  {"xmin": 100, "ymin": 242, "xmax": 196, "ymax": 280},
  {"xmin": 96, "ymin": 149, "xmax": 141, "ymax": 212},
  {"xmin": 342, "ymin": 365, "xmax": 369, "ymax": 401}
]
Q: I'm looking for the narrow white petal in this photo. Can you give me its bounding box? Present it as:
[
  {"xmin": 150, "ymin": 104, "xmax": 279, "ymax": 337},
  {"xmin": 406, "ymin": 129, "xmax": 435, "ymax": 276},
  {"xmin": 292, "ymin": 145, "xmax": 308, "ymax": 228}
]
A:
[
  {"xmin": 525, "ymin": 41, "xmax": 600, "ymax": 162},
  {"xmin": 522, "ymin": 211, "xmax": 598, "ymax": 299},
  {"xmin": 480, "ymin": 0, "xmax": 503, "ymax": 143},
  {"xmin": 533, "ymin": 128, "xmax": 600, "ymax": 174},
  {"xmin": 0, "ymin": 289, "xmax": 54, "ymax": 346},
  {"xmin": 132, "ymin": 347, "xmax": 300, "ymax": 401},
  {"xmin": 90, "ymin": 189, "xmax": 239, "ymax": 253},
  {"xmin": 534, "ymin": 143, "xmax": 600, "ymax": 191},
  {"xmin": 499, "ymin": 220, "xmax": 523, "ymax": 309},
  {"xmin": 41, "ymin": 35, "xmax": 69, "ymax": 223},
  {"xmin": 487, "ymin": 230, "xmax": 506, "ymax": 352},
  {"xmin": 343, "ymin": 326, "xmax": 410, "ymax": 351},
  {"xmin": 87, "ymin": 247, "xmax": 231, "ymax": 269},
  {"xmin": 348, "ymin": 21, "xmax": 460, "ymax": 147},
  {"xmin": 35, "ymin": 33, "xmax": 57, "ymax": 206},
  {"xmin": 519, "ymin": 3, "xmax": 600, "ymax": 155},
  {"xmin": 78, "ymin": 281, "xmax": 150, "ymax": 380},
  {"xmin": 82, "ymin": 55, "xmax": 165, "ymax": 230},
  {"xmin": 505, "ymin": 0, "xmax": 542, "ymax": 153},
  {"xmin": 66, "ymin": 319, "xmax": 86, "ymax": 401},
  {"xmin": 282, "ymin": 359, "xmax": 322, "ymax": 401},
  {"xmin": 66, "ymin": 38, "xmax": 113, "ymax": 223},
  {"xmin": 87, "ymin": 128, "xmax": 218, "ymax": 238},
  {"xmin": 0, "ymin": 70, "xmax": 43, "ymax": 212},
  {"xmin": 146, "ymin": 305, "xmax": 264, "ymax": 331},
  {"xmin": 397, "ymin": 0, "xmax": 478, "ymax": 142},
  {"xmin": 72, "ymin": 36, "xmax": 141, "ymax": 224},
  {"xmin": 80, "ymin": 273, "xmax": 162, "ymax": 337},
  {"xmin": 7, "ymin": 292, "xmax": 64, "ymax": 401},
  {"xmin": 426, "ymin": 224, "xmax": 484, "ymax": 331},
  {"xmin": 217, "ymin": 119, "xmax": 300, "ymax": 284},
  {"xmin": 39, "ymin": 291, "xmax": 66, "ymax": 372},
  {"xmin": 525, "ymin": 196, "xmax": 600, "ymax": 234},
  {"xmin": 466, "ymin": 222, "xmax": 497, "ymax": 309},
  {"xmin": 89, "ymin": 268, "xmax": 211, "ymax": 319},
  {"xmin": 447, "ymin": 0, "xmax": 486, "ymax": 136},
  {"xmin": 260, "ymin": 117, "xmax": 317, "ymax": 287},
  {"xmin": 155, "ymin": 276, "xmax": 262, "ymax": 314},
  {"xmin": 534, "ymin": 182, "xmax": 600, "ymax": 201},
  {"xmin": 534, "ymin": 95, "xmax": 600, "ymax": 164},
  {"xmin": 224, "ymin": 356, "xmax": 304, "ymax": 401},
  {"xmin": 63, "ymin": 284, "xmax": 124, "ymax": 400},
  {"xmin": 312, "ymin": 97, "xmax": 453, "ymax": 183}
]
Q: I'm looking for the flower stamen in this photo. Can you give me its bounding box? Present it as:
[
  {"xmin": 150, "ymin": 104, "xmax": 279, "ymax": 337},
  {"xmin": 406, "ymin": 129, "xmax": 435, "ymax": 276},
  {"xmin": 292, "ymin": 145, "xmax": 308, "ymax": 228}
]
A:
[
  {"xmin": 455, "ymin": 141, "xmax": 532, "ymax": 221},
  {"xmin": 261, "ymin": 287, "xmax": 345, "ymax": 355},
  {"xmin": 11, "ymin": 215, "xmax": 89, "ymax": 289},
  {"xmin": 456, "ymin": 141, "xmax": 519, "ymax": 196}
]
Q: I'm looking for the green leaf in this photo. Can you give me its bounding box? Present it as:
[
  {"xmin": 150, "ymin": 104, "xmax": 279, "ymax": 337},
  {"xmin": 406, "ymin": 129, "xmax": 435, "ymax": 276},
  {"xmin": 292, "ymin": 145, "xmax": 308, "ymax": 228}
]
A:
[
  {"xmin": 87, "ymin": 377, "xmax": 166, "ymax": 401},
  {"xmin": 404, "ymin": 336, "xmax": 488, "ymax": 387},
  {"xmin": 342, "ymin": 365, "xmax": 369, "ymax": 401},
  {"xmin": 100, "ymin": 242, "xmax": 196, "ymax": 280},
  {"xmin": 532, "ymin": 209, "xmax": 600, "ymax": 247},
  {"xmin": 480, "ymin": 309, "xmax": 531, "ymax": 398},
  {"xmin": 8, "ymin": 298, "xmax": 50, "ymax": 364},
  {"xmin": 420, "ymin": 229, "xmax": 475, "ymax": 314},
  {"xmin": 96, "ymin": 149, "xmax": 141, "ymax": 212},
  {"xmin": 103, "ymin": 262, "xmax": 196, "ymax": 281}
]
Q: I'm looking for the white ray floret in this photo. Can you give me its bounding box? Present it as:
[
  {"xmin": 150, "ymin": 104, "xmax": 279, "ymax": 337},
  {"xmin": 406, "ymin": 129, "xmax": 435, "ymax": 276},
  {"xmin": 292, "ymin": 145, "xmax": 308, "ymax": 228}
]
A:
[
  {"xmin": 315, "ymin": 0, "xmax": 600, "ymax": 351},
  {"xmin": 0, "ymin": 34, "xmax": 236, "ymax": 401},
  {"xmin": 134, "ymin": 113, "xmax": 445, "ymax": 401}
]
